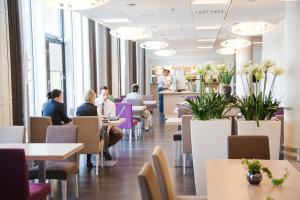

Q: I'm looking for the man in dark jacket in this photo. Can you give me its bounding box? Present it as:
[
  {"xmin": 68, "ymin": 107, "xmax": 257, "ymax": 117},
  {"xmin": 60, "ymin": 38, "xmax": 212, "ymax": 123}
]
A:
[{"xmin": 43, "ymin": 89, "xmax": 71, "ymax": 125}]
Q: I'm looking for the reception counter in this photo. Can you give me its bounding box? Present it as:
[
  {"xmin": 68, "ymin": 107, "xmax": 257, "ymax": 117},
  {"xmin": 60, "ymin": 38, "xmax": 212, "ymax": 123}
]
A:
[{"xmin": 159, "ymin": 90, "xmax": 201, "ymax": 116}]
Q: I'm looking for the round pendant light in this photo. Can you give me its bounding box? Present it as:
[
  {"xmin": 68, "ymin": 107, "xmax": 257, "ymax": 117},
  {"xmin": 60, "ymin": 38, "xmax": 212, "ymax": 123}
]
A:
[
  {"xmin": 139, "ymin": 41, "xmax": 169, "ymax": 50},
  {"xmin": 40, "ymin": 0, "xmax": 110, "ymax": 10},
  {"xmin": 110, "ymin": 26, "xmax": 152, "ymax": 41},
  {"xmin": 216, "ymin": 47, "xmax": 235, "ymax": 55},
  {"xmin": 230, "ymin": 22, "xmax": 275, "ymax": 36},
  {"xmin": 221, "ymin": 38, "xmax": 251, "ymax": 49},
  {"xmin": 154, "ymin": 50, "xmax": 176, "ymax": 57}
]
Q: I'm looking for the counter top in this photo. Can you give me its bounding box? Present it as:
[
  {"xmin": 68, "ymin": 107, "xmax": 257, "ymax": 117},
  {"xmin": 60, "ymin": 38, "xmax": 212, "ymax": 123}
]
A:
[{"xmin": 159, "ymin": 90, "xmax": 201, "ymax": 95}]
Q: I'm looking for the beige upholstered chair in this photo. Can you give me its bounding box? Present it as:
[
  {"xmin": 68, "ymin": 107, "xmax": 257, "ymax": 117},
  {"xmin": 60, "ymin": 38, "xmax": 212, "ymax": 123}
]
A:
[
  {"xmin": 29, "ymin": 116, "xmax": 52, "ymax": 143},
  {"xmin": 72, "ymin": 116, "xmax": 104, "ymax": 175},
  {"xmin": 181, "ymin": 115, "xmax": 193, "ymax": 175},
  {"xmin": 152, "ymin": 146, "xmax": 204, "ymax": 200},
  {"xmin": 137, "ymin": 162, "xmax": 162, "ymax": 200},
  {"xmin": 228, "ymin": 135, "xmax": 270, "ymax": 159},
  {"xmin": 0, "ymin": 126, "xmax": 26, "ymax": 143}
]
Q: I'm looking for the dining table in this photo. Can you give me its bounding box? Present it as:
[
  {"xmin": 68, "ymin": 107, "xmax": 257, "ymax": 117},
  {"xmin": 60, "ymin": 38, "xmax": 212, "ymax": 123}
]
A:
[
  {"xmin": 206, "ymin": 159, "xmax": 300, "ymax": 200},
  {"xmin": 0, "ymin": 143, "xmax": 84, "ymax": 183}
]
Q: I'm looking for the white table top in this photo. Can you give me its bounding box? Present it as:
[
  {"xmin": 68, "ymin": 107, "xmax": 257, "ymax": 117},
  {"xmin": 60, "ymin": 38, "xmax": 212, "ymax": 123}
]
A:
[
  {"xmin": 132, "ymin": 106, "xmax": 147, "ymax": 112},
  {"xmin": 0, "ymin": 143, "xmax": 84, "ymax": 161},
  {"xmin": 206, "ymin": 159, "xmax": 300, "ymax": 200},
  {"xmin": 143, "ymin": 101, "xmax": 157, "ymax": 105},
  {"xmin": 165, "ymin": 117, "xmax": 181, "ymax": 126}
]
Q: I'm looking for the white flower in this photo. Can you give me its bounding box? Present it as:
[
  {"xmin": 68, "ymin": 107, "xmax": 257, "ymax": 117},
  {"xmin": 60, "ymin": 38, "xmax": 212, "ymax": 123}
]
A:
[
  {"xmin": 272, "ymin": 66, "xmax": 284, "ymax": 76},
  {"xmin": 217, "ymin": 64, "xmax": 228, "ymax": 73},
  {"xmin": 252, "ymin": 64, "xmax": 264, "ymax": 81},
  {"xmin": 241, "ymin": 63, "xmax": 253, "ymax": 75},
  {"xmin": 262, "ymin": 59, "xmax": 275, "ymax": 72},
  {"xmin": 196, "ymin": 67, "xmax": 206, "ymax": 75}
]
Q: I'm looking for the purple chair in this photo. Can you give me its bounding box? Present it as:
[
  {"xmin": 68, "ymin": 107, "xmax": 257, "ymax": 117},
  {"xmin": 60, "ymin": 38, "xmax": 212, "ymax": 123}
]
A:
[
  {"xmin": 0, "ymin": 149, "xmax": 51, "ymax": 200},
  {"xmin": 116, "ymin": 103, "xmax": 139, "ymax": 140}
]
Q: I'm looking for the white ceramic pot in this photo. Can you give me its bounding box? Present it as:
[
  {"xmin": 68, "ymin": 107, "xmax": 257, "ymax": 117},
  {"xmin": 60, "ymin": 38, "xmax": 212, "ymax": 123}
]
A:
[
  {"xmin": 190, "ymin": 119, "xmax": 231, "ymax": 197},
  {"xmin": 236, "ymin": 118, "xmax": 281, "ymax": 160}
]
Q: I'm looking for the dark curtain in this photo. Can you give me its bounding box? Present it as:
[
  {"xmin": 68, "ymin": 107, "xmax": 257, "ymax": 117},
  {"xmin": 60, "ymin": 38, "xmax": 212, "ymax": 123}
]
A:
[
  {"xmin": 88, "ymin": 19, "xmax": 97, "ymax": 92},
  {"xmin": 128, "ymin": 41, "xmax": 137, "ymax": 86},
  {"xmin": 7, "ymin": 0, "xmax": 24, "ymax": 125},
  {"xmin": 106, "ymin": 28, "xmax": 112, "ymax": 90}
]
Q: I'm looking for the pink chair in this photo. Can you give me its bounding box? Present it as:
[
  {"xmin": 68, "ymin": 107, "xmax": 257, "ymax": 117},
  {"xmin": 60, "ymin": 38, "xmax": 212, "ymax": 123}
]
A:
[
  {"xmin": 0, "ymin": 149, "xmax": 51, "ymax": 200},
  {"xmin": 116, "ymin": 103, "xmax": 139, "ymax": 140}
]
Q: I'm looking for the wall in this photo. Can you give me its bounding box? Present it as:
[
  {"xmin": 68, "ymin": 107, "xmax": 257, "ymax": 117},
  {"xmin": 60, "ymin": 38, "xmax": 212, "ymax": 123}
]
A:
[{"xmin": 0, "ymin": 0, "xmax": 12, "ymax": 125}]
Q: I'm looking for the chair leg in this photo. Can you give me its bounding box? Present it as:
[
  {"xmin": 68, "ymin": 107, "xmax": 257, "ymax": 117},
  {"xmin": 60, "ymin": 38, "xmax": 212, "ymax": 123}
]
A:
[
  {"xmin": 61, "ymin": 180, "xmax": 67, "ymax": 200},
  {"xmin": 129, "ymin": 129, "xmax": 132, "ymax": 141},
  {"xmin": 183, "ymin": 153, "xmax": 186, "ymax": 175},
  {"xmin": 75, "ymin": 174, "xmax": 79, "ymax": 198},
  {"xmin": 115, "ymin": 143, "xmax": 119, "ymax": 158},
  {"xmin": 174, "ymin": 141, "xmax": 178, "ymax": 162},
  {"xmin": 101, "ymin": 150, "xmax": 104, "ymax": 168},
  {"xmin": 50, "ymin": 180, "xmax": 54, "ymax": 198},
  {"xmin": 96, "ymin": 154, "xmax": 99, "ymax": 175}
]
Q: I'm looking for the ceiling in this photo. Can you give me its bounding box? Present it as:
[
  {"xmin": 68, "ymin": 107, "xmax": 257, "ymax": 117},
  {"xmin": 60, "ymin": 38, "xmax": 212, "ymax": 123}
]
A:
[{"xmin": 80, "ymin": 0, "xmax": 286, "ymax": 59}]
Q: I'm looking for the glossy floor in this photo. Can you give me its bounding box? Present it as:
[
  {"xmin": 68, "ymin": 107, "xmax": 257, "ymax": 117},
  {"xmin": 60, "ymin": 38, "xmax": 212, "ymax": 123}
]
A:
[{"xmin": 51, "ymin": 110, "xmax": 195, "ymax": 199}]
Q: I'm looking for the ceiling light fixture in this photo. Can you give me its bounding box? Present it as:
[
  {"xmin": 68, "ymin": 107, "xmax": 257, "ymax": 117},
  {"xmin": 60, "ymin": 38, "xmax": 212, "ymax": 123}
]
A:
[
  {"xmin": 154, "ymin": 50, "xmax": 176, "ymax": 57},
  {"xmin": 101, "ymin": 18, "xmax": 130, "ymax": 23},
  {"xmin": 110, "ymin": 27, "xmax": 152, "ymax": 41},
  {"xmin": 216, "ymin": 47, "xmax": 235, "ymax": 55},
  {"xmin": 197, "ymin": 39, "xmax": 216, "ymax": 42},
  {"xmin": 40, "ymin": 0, "xmax": 110, "ymax": 10},
  {"xmin": 221, "ymin": 38, "xmax": 251, "ymax": 49},
  {"xmin": 230, "ymin": 22, "xmax": 275, "ymax": 36},
  {"xmin": 192, "ymin": 0, "xmax": 229, "ymax": 4},
  {"xmin": 139, "ymin": 41, "xmax": 169, "ymax": 50},
  {"xmin": 195, "ymin": 26, "xmax": 221, "ymax": 30}
]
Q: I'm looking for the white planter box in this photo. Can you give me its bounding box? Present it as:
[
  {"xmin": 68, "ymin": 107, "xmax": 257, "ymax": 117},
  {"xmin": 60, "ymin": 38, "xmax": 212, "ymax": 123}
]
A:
[
  {"xmin": 237, "ymin": 119, "xmax": 281, "ymax": 160},
  {"xmin": 190, "ymin": 119, "xmax": 231, "ymax": 197}
]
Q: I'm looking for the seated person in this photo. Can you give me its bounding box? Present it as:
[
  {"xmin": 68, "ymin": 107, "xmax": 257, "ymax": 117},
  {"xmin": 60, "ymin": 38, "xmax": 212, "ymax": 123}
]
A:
[
  {"xmin": 98, "ymin": 86, "xmax": 123, "ymax": 160},
  {"xmin": 42, "ymin": 91, "xmax": 52, "ymax": 115},
  {"xmin": 43, "ymin": 89, "xmax": 71, "ymax": 125},
  {"xmin": 126, "ymin": 84, "xmax": 152, "ymax": 131},
  {"xmin": 76, "ymin": 90, "xmax": 97, "ymax": 168}
]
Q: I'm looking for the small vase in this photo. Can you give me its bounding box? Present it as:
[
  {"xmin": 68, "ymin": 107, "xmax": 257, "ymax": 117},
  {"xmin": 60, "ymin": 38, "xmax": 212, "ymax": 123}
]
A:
[{"xmin": 246, "ymin": 171, "xmax": 262, "ymax": 185}]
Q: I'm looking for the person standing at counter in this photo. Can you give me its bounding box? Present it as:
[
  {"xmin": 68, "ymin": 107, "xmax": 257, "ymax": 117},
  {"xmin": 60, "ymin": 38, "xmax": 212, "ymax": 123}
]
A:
[{"xmin": 157, "ymin": 69, "xmax": 172, "ymax": 113}]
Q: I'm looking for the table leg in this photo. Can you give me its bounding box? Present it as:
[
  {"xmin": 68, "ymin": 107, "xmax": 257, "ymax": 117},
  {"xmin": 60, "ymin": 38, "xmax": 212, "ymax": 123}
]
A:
[{"xmin": 37, "ymin": 160, "xmax": 46, "ymax": 183}]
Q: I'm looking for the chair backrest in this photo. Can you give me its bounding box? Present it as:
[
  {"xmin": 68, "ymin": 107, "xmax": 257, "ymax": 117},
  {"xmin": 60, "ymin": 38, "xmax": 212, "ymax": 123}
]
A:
[
  {"xmin": 152, "ymin": 146, "xmax": 175, "ymax": 200},
  {"xmin": 177, "ymin": 104, "xmax": 193, "ymax": 117},
  {"xmin": 0, "ymin": 149, "xmax": 29, "ymax": 199},
  {"xmin": 115, "ymin": 103, "xmax": 134, "ymax": 129},
  {"xmin": 124, "ymin": 98, "xmax": 142, "ymax": 106},
  {"xmin": 30, "ymin": 116, "xmax": 52, "ymax": 143},
  {"xmin": 182, "ymin": 115, "xmax": 193, "ymax": 154},
  {"xmin": 228, "ymin": 135, "xmax": 270, "ymax": 159},
  {"xmin": 138, "ymin": 162, "xmax": 162, "ymax": 200},
  {"xmin": 0, "ymin": 126, "xmax": 26, "ymax": 143},
  {"xmin": 72, "ymin": 116, "xmax": 101, "ymax": 154},
  {"xmin": 142, "ymin": 95, "xmax": 154, "ymax": 101}
]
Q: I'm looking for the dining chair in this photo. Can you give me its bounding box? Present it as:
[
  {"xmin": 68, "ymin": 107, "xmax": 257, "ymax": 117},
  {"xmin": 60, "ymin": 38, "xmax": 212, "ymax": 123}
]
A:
[
  {"xmin": 181, "ymin": 115, "xmax": 193, "ymax": 175},
  {"xmin": 0, "ymin": 149, "xmax": 51, "ymax": 200},
  {"xmin": 72, "ymin": 116, "xmax": 105, "ymax": 175},
  {"xmin": 29, "ymin": 116, "xmax": 52, "ymax": 143},
  {"xmin": 116, "ymin": 103, "xmax": 139, "ymax": 140},
  {"xmin": 152, "ymin": 146, "xmax": 204, "ymax": 200},
  {"xmin": 0, "ymin": 126, "xmax": 26, "ymax": 143},
  {"xmin": 282, "ymin": 145, "xmax": 300, "ymax": 172},
  {"xmin": 137, "ymin": 162, "xmax": 162, "ymax": 200},
  {"xmin": 227, "ymin": 135, "xmax": 270, "ymax": 159},
  {"xmin": 29, "ymin": 125, "xmax": 79, "ymax": 200}
]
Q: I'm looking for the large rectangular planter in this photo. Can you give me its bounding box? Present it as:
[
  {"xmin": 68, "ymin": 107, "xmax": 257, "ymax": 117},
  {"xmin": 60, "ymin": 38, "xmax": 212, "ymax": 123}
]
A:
[
  {"xmin": 190, "ymin": 119, "xmax": 231, "ymax": 197},
  {"xmin": 236, "ymin": 119, "xmax": 281, "ymax": 160}
]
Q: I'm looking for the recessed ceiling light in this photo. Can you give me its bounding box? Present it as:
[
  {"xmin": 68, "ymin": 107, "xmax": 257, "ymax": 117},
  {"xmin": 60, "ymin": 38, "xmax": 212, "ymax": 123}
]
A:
[
  {"xmin": 195, "ymin": 26, "xmax": 221, "ymax": 30},
  {"xmin": 154, "ymin": 50, "xmax": 176, "ymax": 57},
  {"xmin": 230, "ymin": 22, "xmax": 275, "ymax": 36},
  {"xmin": 221, "ymin": 38, "xmax": 251, "ymax": 49},
  {"xmin": 216, "ymin": 47, "xmax": 235, "ymax": 55},
  {"xmin": 197, "ymin": 39, "xmax": 216, "ymax": 42},
  {"xmin": 139, "ymin": 41, "xmax": 169, "ymax": 50},
  {"xmin": 192, "ymin": 0, "xmax": 229, "ymax": 4},
  {"xmin": 101, "ymin": 18, "xmax": 130, "ymax": 23},
  {"xmin": 198, "ymin": 46, "xmax": 213, "ymax": 49},
  {"xmin": 110, "ymin": 27, "xmax": 152, "ymax": 41},
  {"xmin": 40, "ymin": 0, "xmax": 110, "ymax": 10}
]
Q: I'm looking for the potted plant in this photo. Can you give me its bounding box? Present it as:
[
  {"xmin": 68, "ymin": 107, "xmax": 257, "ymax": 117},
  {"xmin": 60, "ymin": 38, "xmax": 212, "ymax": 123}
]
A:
[
  {"xmin": 242, "ymin": 159, "xmax": 289, "ymax": 186},
  {"xmin": 218, "ymin": 64, "xmax": 235, "ymax": 98},
  {"xmin": 196, "ymin": 63, "xmax": 220, "ymax": 94},
  {"xmin": 185, "ymin": 74, "xmax": 197, "ymax": 92},
  {"xmin": 236, "ymin": 60, "xmax": 285, "ymax": 159},
  {"xmin": 185, "ymin": 93, "xmax": 232, "ymax": 196}
]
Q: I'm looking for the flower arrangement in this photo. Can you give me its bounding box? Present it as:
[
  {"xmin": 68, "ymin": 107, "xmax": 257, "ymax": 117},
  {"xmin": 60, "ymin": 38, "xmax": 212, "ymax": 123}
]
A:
[
  {"xmin": 236, "ymin": 59, "xmax": 286, "ymax": 126},
  {"xmin": 218, "ymin": 64, "xmax": 235, "ymax": 85},
  {"xmin": 242, "ymin": 159, "xmax": 289, "ymax": 186},
  {"xmin": 185, "ymin": 74, "xmax": 197, "ymax": 82}
]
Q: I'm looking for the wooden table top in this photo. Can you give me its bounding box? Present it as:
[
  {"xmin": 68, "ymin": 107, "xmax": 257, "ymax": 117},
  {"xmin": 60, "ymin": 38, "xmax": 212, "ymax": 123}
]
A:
[
  {"xmin": 206, "ymin": 159, "xmax": 300, "ymax": 200},
  {"xmin": 143, "ymin": 101, "xmax": 157, "ymax": 105},
  {"xmin": 165, "ymin": 117, "xmax": 181, "ymax": 126},
  {"xmin": 0, "ymin": 143, "xmax": 84, "ymax": 161}
]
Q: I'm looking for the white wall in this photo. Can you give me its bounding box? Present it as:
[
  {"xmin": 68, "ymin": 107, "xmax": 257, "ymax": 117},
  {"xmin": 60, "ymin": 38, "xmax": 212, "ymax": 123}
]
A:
[{"xmin": 0, "ymin": 0, "xmax": 12, "ymax": 125}]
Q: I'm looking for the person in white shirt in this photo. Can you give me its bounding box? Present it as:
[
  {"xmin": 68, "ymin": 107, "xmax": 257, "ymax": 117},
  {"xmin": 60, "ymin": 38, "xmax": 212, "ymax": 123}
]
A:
[
  {"xmin": 98, "ymin": 86, "xmax": 123, "ymax": 160},
  {"xmin": 157, "ymin": 69, "xmax": 172, "ymax": 113},
  {"xmin": 126, "ymin": 84, "xmax": 152, "ymax": 131}
]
